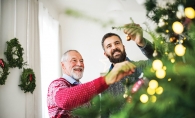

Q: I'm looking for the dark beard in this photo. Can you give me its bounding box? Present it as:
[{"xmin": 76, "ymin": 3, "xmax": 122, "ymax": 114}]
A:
[{"xmin": 107, "ymin": 48, "xmax": 126, "ymax": 63}]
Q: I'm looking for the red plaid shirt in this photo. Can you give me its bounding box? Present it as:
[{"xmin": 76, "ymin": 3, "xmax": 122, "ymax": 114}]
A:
[{"xmin": 47, "ymin": 76, "xmax": 108, "ymax": 118}]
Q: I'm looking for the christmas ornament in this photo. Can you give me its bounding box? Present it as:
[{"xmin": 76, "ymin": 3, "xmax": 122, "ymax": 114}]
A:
[
  {"xmin": 18, "ymin": 68, "xmax": 36, "ymax": 93},
  {"xmin": 126, "ymin": 35, "xmax": 131, "ymax": 41},
  {"xmin": 0, "ymin": 59, "xmax": 5, "ymax": 68},
  {"xmin": 29, "ymin": 74, "xmax": 32, "ymax": 82},
  {"xmin": 124, "ymin": 73, "xmax": 148, "ymax": 103},
  {"xmin": 152, "ymin": 50, "xmax": 158, "ymax": 57},
  {"xmin": 4, "ymin": 38, "xmax": 24, "ymax": 69},
  {"xmin": 0, "ymin": 59, "xmax": 10, "ymax": 85},
  {"xmin": 131, "ymin": 79, "xmax": 145, "ymax": 94}
]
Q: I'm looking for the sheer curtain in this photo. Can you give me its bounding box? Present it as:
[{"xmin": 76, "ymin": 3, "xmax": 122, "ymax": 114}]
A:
[{"xmin": 38, "ymin": 2, "xmax": 61, "ymax": 118}]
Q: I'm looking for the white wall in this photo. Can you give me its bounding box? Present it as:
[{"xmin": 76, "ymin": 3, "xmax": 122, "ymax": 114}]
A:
[
  {"xmin": 0, "ymin": 1, "xmax": 27, "ymax": 118},
  {"xmin": 59, "ymin": 10, "xmax": 154, "ymax": 83},
  {"xmin": 0, "ymin": 0, "xmax": 59, "ymax": 118}
]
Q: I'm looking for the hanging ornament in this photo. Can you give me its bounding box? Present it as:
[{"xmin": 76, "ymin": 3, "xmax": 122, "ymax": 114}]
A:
[
  {"xmin": 126, "ymin": 35, "xmax": 131, "ymax": 41},
  {"xmin": 152, "ymin": 50, "xmax": 158, "ymax": 57},
  {"xmin": 177, "ymin": 4, "xmax": 185, "ymax": 19},
  {"xmin": 172, "ymin": 21, "xmax": 184, "ymax": 34},
  {"xmin": 169, "ymin": 36, "xmax": 177, "ymax": 43},
  {"xmin": 29, "ymin": 74, "xmax": 33, "ymax": 82},
  {"xmin": 158, "ymin": 18, "xmax": 165, "ymax": 27},
  {"xmin": 131, "ymin": 79, "xmax": 145, "ymax": 94},
  {"xmin": 0, "ymin": 59, "xmax": 5, "ymax": 68},
  {"xmin": 178, "ymin": 4, "xmax": 184, "ymax": 12},
  {"xmin": 0, "ymin": 59, "xmax": 10, "ymax": 85},
  {"xmin": 176, "ymin": 11, "xmax": 183, "ymax": 19},
  {"xmin": 184, "ymin": 7, "xmax": 195, "ymax": 19},
  {"xmin": 124, "ymin": 73, "xmax": 147, "ymax": 103},
  {"xmin": 174, "ymin": 44, "xmax": 186, "ymax": 56}
]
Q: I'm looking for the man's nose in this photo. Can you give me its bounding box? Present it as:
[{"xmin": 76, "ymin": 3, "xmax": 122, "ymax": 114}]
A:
[
  {"xmin": 77, "ymin": 61, "xmax": 83, "ymax": 66},
  {"xmin": 111, "ymin": 44, "xmax": 117, "ymax": 50}
]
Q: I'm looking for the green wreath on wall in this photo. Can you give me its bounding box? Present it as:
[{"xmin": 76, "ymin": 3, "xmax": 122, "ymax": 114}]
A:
[
  {"xmin": 0, "ymin": 59, "xmax": 10, "ymax": 85},
  {"xmin": 4, "ymin": 38, "xmax": 24, "ymax": 69},
  {"xmin": 19, "ymin": 68, "xmax": 36, "ymax": 93}
]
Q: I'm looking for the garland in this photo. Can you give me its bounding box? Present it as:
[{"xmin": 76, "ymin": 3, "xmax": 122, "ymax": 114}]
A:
[
  {"xmin": 18, "ymin": 68, "xmax": 36, "ymax": 93},
  {"xmin": 0, "ymin": 59, "xmax": 10, "ymax": 85},
  {"xmin": 4, "ymin": 38, "xmax": 24, "ymax": 69}
]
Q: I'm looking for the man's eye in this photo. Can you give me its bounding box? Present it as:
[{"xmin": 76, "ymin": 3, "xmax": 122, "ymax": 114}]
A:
[
  {"xmin": 116, "ymin": 42, "xmax": 120, "ymax": 45},
  {"xmin": 107, "ymin": 45, "xmax": 111, "ymax": 48}
]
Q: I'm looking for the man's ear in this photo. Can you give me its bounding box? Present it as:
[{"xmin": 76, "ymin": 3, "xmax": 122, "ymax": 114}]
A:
[
  {"xmin": 61, "ymin": 62, "xmax": 65, "ymax": 69},
  {"xmin": 104, "ymin": 52, "xmax": 108, "ymax": 58}
]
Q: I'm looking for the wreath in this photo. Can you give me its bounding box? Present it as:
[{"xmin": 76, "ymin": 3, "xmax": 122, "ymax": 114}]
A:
[
  {"xmin": 0, "ymin": 59, "xmax": 10, "ymax": 85},
  {"xmin": 18, "ymin": 68, "xmax": 36, "ymax": 93},
  {"xmin": 4, "ymin": 38, "xmax": 24, "ymax": 69}
]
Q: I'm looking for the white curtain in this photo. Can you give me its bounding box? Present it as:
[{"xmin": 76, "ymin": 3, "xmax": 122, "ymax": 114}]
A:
[
  {"xmin": 38, "ymin": 2, "xmax": 60, "ymax": 118},
  {"xmin": 0, "ymin": 0, "xmax": 41, "ymax": 118}
]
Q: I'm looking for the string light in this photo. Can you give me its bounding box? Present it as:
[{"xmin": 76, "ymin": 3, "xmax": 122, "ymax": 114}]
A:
[
  {"xmin": 149, "ymin": 80, "xmax": 158, "ymax": 89},
  {"xmin": 175, "ymin": 44, "xmax": 186, "ymax": 56},
  {"xmin": 147, "ymin": 87, "xmax": 155, "ymax": 95},
  {"xmin": 172, "ymin": 21, "xmax": 184, "ymax": 34},
  {"xmin": 156, "ymin": 69, "xmax": 166, "ymax": 79},
  {"xmin": 185, "ymin": 7, "xmax": 195, "ymax": 19},
  {"xmin": 152, "ymin": 59, "xmax": 163, "ymax": 70},
  {"xmin": 155, "ymin": 86, "xmax": 163, "ymax": 94},
  {"xmin": 140, "ymin": 94, "xmax": 148, "ymax": 103},
  {"xmin": 150, "ymin": 95, "xmax": 157, "ymax": 103}
]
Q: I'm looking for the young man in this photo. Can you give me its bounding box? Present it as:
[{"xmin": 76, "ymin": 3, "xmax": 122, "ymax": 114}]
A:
[
  {"xmin": 47, "ymin": 50, "xmax": 136, "ymax": 118},
  {"xmin": 101, "ymin": 23, "xmax": 154, "ymax": 117}
]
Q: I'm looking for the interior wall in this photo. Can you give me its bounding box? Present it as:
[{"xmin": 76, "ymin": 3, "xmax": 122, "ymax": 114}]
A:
[
  {"xmin": 0, "ymin": 0, "xmax": 27, "ymax": 118},
  {"xmin": 0, "ymin": 0, "xmax": 42, "ymax": 118},
  {"xmin": 59, "ymin": 10, "xmax": 154, "ymax": 83}
]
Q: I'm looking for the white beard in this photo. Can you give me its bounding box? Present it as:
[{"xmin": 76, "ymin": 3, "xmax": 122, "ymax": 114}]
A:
[{"xmin": 71, "ymin": 66, "xmax": 84, "ymax": 80}]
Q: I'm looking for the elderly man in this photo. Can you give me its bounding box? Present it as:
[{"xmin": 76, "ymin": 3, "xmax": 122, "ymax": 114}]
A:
[{"xmin": 47, "ymin": 50, "xmax": 136, "ymax": 118}]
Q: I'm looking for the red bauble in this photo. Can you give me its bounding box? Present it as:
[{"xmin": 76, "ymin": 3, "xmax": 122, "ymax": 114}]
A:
[
  {"xmin": 0, "ymin": 59, "xmax": 5, "ymax": 68},
  {"xmin": 29, "ymin": 74, "xmax": 33, "ymax": 82}
]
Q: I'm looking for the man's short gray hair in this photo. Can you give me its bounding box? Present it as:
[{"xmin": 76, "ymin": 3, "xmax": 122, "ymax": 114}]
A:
[{"xmin": 61, "ymin": 50, "xmax": 79, "ymax": 62}]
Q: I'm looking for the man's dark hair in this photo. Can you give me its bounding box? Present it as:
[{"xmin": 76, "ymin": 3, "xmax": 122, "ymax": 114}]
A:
[{"xmin": 101, "ymin": 33, "xmax": 123, "ymax": 50}]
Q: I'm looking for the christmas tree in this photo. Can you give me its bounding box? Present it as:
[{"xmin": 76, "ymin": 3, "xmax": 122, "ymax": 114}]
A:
[{"xmin": 73, "ymin": 0, "xmax": 195, "ymax": 117}]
